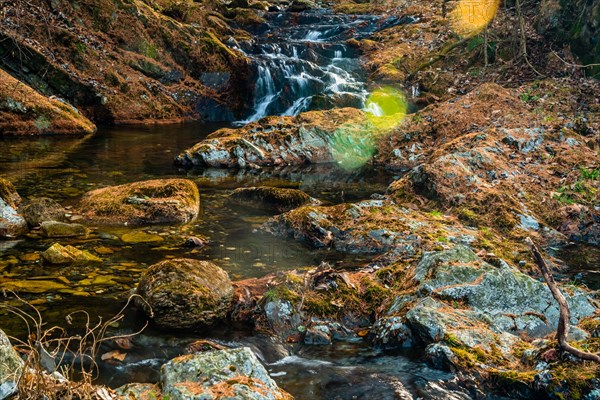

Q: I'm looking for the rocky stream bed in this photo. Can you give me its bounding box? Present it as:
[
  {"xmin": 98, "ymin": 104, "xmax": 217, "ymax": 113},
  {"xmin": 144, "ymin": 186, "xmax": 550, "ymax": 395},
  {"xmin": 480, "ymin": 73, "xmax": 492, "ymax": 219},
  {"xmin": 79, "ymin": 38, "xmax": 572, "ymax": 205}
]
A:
[{"xmin": 1, "ymin": 0, "xmax": 600, "ymax": 399}]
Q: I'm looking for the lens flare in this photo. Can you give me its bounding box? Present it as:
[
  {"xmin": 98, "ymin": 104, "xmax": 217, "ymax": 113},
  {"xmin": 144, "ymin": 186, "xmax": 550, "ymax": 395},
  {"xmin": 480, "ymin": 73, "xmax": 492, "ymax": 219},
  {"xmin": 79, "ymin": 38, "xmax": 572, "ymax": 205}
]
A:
[
  {"xmin": 450, "ymin": 0, "xmax": 500, "ymax": 36},
  {"xmin": 329, "ymin": 124, "xmax": 377, "ymax": 170},
  {"xmin": 365, "ymin": 87, "xmax": 408, "ymax": 131}
]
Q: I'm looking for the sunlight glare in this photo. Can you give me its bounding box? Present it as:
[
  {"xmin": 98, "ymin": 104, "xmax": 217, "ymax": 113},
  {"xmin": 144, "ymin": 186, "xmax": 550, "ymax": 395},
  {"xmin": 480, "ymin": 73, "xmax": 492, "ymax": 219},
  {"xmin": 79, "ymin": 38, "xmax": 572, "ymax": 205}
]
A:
[
  {"xmin": 365, "ymin": 87, "xmax": 408, "ymax": 131},
  {"xmin": 450, "ymin": 0, "xmax": 500, "ymax": 36}
]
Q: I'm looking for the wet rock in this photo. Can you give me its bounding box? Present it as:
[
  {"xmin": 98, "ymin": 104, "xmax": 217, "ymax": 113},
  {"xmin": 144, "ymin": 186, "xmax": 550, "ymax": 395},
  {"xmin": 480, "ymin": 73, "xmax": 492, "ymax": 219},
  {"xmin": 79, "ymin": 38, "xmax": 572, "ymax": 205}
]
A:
[
  {"xmin": 79, "ymin": 179, "xmax": 200, "ymax": 226},
  {"xmin": 263, "ymin": 300, "xmax": 302, "ymax": 337},
  {"xmin": 136, "ymin": 258, "xmax": 233, "ymax": 329},
  {"xmin": 425, "ymin": 343, "xmax": 458, "ymax": 371},
  {"xmin": 115, "ymin": 383, "xmax": 161, "ymax": 400},
  {"xmin": 370, "ymin": 317, "xmax": 413, "ymax": 348},
  {"xmin": 0, "ymin": 69, "xmax": 96, "ymax": 136},
  {"xmin": 0, "ymin": 329, "xmax": 24, "ymax": 400},
  {"xmin": 19, "ymin": 197, "xmax": 67, "ymax": 227},
  {"xmin": 229, "ymin": 186, "xmax": 319, "ymax": 213},
  {"xmin": 175, "ymin": 108, "xmax": 365, "ymax": 169},
  {"xmin": 40, "ymin": 221, "xmax": 89, "ymax": 238},
  {"xmin": 161, "ymin": 347, "xmax": 291, "ymax": 400},
  {"xmin": 41, "ymin": 243, "xmax": 102, "ymax": 265},
  {"xmin": 304, "ymin": 325, "xmax": 332, "ymax": 345},
  {"xmin": 0, "ymin": 179, "xmax": 28, "ymax": 239},
  {"xmin": 289, "ymin": 0, "xmax": 317, "ymax": 12},
  {"xmin": 183, "ymin": 236, "xmax": 209, "ymax": 248}
]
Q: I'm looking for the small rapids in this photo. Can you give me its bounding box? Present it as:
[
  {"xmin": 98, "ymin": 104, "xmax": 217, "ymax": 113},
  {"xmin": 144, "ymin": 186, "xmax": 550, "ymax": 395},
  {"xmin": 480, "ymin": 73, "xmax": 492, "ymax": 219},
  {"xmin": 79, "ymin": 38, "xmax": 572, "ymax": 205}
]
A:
[{"xmin": 230, "ymin": 10, "xmax": 416, "ymax": 123}]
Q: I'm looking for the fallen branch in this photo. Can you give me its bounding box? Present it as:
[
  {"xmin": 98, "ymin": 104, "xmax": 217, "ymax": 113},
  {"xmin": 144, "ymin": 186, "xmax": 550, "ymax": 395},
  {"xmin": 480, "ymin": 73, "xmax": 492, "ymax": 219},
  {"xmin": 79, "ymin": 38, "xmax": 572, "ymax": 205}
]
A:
[{"xmin": 525, "ymin": 237, "xmax": 600, "ymax": 363}]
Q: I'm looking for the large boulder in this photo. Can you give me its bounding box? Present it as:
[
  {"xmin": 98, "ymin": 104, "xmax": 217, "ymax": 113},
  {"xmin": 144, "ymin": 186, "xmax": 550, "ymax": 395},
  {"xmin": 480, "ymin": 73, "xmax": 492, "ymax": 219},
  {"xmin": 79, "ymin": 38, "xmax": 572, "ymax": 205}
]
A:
[
  {"xmin": 0, "ymin": 178, "xmax": 27, "ymax": 238},
  {"xmin": 409, "ymin": 246, "xmax": 596, "ymax": 338},
  {"xmin": 228, "ymin": 186, "xmax": 319, "ymax": 213},
  {"xmin": 175, "ymin": 108, "xmax": 365, "ymax": 169},
  {"xmin": 161, "ymin": 347, "xmax": 291, "ymax": 400},
  {"xmin": 78, "ymin": 179, "xmax": 200, "ymax": 226},
  {"xmin": 0, "ymin": 329, "xmax": 23, "ymax": 400},
  {"xmin": 19, "ymin": 197, "xmax": 67, "ymax": 227},
  {"xmin": 136, "ymin": 259, "xmax": 234, "ymax": 329}
]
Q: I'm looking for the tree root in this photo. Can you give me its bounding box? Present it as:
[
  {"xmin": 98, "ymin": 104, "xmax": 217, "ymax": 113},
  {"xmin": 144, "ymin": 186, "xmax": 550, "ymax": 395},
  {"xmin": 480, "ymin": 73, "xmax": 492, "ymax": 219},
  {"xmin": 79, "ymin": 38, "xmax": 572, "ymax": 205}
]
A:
[{"xmin": 525, "ymin": 237, "xmax": 600, "ymax": 363}]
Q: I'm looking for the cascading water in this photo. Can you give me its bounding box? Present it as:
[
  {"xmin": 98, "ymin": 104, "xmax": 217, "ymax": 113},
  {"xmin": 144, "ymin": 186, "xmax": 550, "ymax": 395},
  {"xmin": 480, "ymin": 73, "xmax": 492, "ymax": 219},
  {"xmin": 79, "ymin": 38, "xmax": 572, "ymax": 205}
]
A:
[{"xmin": 231, "ymin": 10, "xmax": 415, "ymax": 124}]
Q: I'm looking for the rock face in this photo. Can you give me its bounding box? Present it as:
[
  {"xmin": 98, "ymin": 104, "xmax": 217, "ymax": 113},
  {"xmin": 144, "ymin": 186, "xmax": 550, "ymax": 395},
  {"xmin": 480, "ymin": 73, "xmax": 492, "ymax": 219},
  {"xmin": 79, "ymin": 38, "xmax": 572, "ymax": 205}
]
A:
[
  {"xmin": 228, "ymin": 186, "xmax": 319, "ymax": 213},
  {"xmin": 0, "ymin": 0, "xmax": 249, "ymax": 124},
  {"xmin": 79, "ymin": 179, "xmax": 200, "ymax": 226},
  {"xmin": 537, "ymin": 0, "xmax": 600, "ymax": 74},
  {"xmin": 0, "ymin": 69, "xmax": 96, "ymax": 136},
  {"xmin": 136, "ymin": 259, "xmax": 233, "ymax": 329},
  {"xmin": 41, "ymin": 243, "xmax": 102, "ymax": 265},
  {"xmin": 0, "ymin": 178, "xmax": 28, "ymax": 238},
  {"xmin": 175, "ymin": 108, "xmax": 365, "ymax": 168},
  {"xmin": 0, "ymin": 329, "xmax": 23, "ymax": 400},
  {"xmin": 161, "ymin": 347, "xmax": 290, "ymax": 400},
  {"xmin": 19, "ymin": 197, "xmax": 67, "ymax": 227}
]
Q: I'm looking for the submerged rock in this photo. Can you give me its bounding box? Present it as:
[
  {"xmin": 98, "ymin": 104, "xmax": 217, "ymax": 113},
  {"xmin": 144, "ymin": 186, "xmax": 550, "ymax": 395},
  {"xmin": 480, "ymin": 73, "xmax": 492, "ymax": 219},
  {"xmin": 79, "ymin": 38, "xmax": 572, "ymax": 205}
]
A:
[
  {"xmin": 40, "ymin": 221, "xmax": 89, "ymax": 238},
  {"xmin": 41, "ymin": 243, "xmax": 102, "ymax": 265},
  {"xmin": 0, "ymin": 329, "xmax": 23, "ymax": 400},
  {"xmin": 136, "ymin": 259, "xmax": 233, "ymax": 329},
  {"xmin": 161, "ymin": 347, "xmax": 291, "ymax": 400},
  {"xmin": 228, "ymin": 186, "xmax": 319, "ymax": 213},
  {"xmin": 0, "ymin": 178, "xmax": 27, "ymax": 238},
  {"xmin": 175, "ymin": 108, "xmax": 365, "ymax": 169},
  {"xmin": 19, "ymin": 197, "xmax": 67, "ymax": 227},
  {"xmin": 79, "ymin": 179, "xmax": 200, "ymax": 226}
]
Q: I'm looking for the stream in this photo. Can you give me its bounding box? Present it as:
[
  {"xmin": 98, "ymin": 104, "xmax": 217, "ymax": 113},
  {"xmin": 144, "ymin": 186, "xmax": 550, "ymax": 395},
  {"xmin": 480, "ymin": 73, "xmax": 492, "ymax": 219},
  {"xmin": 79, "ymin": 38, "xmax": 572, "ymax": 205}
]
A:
[
  {"xmin": 0, "ymin": 8, "xmax": 597, "ymax": 400},
  {"xmin": 0, "ymin": 124, "xmax": 496, "ymax": 400}
]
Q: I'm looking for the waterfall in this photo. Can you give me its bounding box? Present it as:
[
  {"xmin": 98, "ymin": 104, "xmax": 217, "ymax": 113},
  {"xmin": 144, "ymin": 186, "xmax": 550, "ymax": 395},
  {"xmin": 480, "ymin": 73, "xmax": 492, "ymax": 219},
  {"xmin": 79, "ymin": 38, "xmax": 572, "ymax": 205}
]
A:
[{"xmin": 231, "ymin": 10, "xmax": 414, "ymax": 125}]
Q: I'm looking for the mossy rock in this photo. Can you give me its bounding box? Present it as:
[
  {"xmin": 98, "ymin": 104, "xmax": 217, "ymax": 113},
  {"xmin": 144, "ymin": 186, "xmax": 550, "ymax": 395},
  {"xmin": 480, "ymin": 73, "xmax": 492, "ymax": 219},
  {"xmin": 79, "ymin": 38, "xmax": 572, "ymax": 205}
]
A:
[
  {"xmin": 161, "ymin": 347, "xmax": 291, "ymax": 400},
  {"xmin": 41, "ymin": 243, "xmax": 102, "ymax": 265},
  {"xmin": 0, "ymin": 178, "xmax": 21, "ymax": 209},
  {"xmin": 40, "ymin": 221, "xmax": 89, "ymax": 238},
  {"xmin": 0, "ymin": 69, "xmax": 96, "ymax": 136},
  {"xmin": 136, "ymin": 258, "xmax": 233, "ymax": 329},
  {"xmin": 228, "ymin": 186, "xmax": 319, "ymax": 213},
  {"xmin": 19, "ymin": 197, "xmax": 67, "ymax": 227},
  {"xmin": 78, "ymin": 179, "xmax": 200, "ymax": 226},
  {"xmin": 0, "ymin": 178, "xmax": 27, "ymax": 238},
  {"xmin": 0, "ymin": 329, "xmax": 23, "ymax": 399}
]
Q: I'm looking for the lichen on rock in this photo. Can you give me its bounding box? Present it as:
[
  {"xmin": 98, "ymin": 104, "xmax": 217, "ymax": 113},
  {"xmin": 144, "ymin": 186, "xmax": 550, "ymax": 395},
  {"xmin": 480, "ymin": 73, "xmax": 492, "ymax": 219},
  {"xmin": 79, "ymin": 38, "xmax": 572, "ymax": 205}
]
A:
[{"xmin": 136, "ymin": 258, "xmax": 234, "ymax": 329}]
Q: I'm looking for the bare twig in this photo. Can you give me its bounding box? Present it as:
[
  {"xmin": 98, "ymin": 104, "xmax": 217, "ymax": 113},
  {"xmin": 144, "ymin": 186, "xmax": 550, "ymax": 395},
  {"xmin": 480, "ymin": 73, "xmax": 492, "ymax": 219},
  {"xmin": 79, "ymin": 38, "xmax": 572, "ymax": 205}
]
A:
[{"xmin": 525, "ymin": 237, "xmax": 600, "ymax": 363}]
